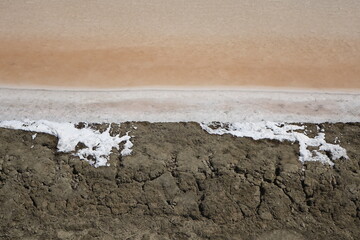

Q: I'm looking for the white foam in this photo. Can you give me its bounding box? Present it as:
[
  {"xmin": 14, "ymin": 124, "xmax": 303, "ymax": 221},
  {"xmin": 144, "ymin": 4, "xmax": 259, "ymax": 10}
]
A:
[
  {"xmin": 0, "ymin": 120, "xmax": 132, "ymax": 167},
  {"xmin": 200, "ymin": 122, "xmax": 348, "ymax": 165}
]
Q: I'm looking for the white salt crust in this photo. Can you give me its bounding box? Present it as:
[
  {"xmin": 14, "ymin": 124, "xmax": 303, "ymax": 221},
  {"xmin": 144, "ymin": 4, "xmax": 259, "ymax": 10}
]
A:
[
  {"xmin": 0, "ymin": 120, "xmax": 349, "ymax": 167},
  {"xmin": 0, "ymin": 120, "xmax": 133, "ymax": 167},
  {"xmin": 200, "ymin": 122, "xmax": 348, "ymax": 165}
]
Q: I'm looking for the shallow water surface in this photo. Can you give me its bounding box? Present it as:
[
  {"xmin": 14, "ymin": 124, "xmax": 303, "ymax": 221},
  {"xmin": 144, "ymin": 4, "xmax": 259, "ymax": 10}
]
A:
[{"xmin": 1, "ymin": 1, "xmax": 359, "ymax": 90}]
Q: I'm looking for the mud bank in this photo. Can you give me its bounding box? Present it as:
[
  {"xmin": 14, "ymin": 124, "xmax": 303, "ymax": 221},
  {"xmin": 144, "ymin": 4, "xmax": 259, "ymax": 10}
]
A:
[{"xmin": 0, "ymin": 122, "xmax": 359, "ymax": 239}]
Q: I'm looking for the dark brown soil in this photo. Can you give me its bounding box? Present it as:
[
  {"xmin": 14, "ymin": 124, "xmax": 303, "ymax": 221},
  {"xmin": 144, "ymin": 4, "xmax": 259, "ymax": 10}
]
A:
[{"xmin": 0, "ymin": 122, "xmax": 359, "ymax": 240}]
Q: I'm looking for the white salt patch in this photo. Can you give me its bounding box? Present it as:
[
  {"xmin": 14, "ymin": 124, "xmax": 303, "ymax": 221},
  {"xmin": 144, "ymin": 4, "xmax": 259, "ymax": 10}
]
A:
[
  {"xmin": 121, "ymin": 132, "xmax": 133, "ymax": 156},
  {"xmin": 0, "ymin": 120, "xmax": 133, "ymax": 167},
  {"xmin": 200, "ymin": 122, "xmax": 348, "ymax": 165}
]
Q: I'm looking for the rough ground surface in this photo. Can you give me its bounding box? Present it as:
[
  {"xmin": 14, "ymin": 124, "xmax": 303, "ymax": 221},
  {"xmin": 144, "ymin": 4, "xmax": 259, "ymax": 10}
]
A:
[{"xmin": 0, "ymin": 122, "xmax": 359, "ymax": 240}]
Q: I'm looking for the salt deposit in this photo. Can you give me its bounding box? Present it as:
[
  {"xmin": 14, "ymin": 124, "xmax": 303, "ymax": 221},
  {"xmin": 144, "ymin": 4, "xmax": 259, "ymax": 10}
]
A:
[
  {"xmin": 200, "ymin": 121, "xmax": 348, "ymax": 165},
  {"xmin": 0, "ymin": 120, "xmax": 132, "ymax": 167}
]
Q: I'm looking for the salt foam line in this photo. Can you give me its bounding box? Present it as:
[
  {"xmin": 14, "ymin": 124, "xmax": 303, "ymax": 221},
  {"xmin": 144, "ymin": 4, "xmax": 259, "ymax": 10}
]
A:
[
  {"xmin": 200, "ymin": 122, "xmax": 348, "ymax": 165},
  {"xmin": 0, "ymin": 120, "xmax": 133, "ymax": 167}
]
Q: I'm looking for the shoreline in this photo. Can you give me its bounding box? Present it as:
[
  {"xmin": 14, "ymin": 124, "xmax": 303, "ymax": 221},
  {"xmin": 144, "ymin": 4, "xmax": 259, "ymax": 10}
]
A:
[
  {"xmin": 1, "ymin": 2, "xmax": 360, "ymax": 239},
  {"xmin": 2, "ymin": 85, "xmax": 360, "ymax": 94},
  {"xmin": 1, "ymin": 88, "xmax": 359, "ymax": 123}
]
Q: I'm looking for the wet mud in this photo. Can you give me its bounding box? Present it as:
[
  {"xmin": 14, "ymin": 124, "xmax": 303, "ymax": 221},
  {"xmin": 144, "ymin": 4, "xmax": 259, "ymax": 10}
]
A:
[{"xmin": 0, "ymin": 122, "xmax": 359, "ymax": 239}]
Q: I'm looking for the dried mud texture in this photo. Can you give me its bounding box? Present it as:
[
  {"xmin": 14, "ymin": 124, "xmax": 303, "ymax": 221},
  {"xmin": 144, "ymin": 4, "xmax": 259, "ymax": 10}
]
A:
[{"xmin": 0, "ymin": 122, "xmax": 359, "ymax": 240}]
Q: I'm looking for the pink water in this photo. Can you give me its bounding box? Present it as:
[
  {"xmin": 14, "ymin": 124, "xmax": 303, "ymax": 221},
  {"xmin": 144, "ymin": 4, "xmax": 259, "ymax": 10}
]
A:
[{"xmin": 1, "ymin": 1, "xmax": 359, "ymax": 90}]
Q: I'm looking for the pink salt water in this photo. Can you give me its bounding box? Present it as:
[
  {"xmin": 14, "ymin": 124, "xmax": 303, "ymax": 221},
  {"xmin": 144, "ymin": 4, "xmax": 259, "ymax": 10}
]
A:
[{"xmin": 0, "ymin": 1, "xmax": 359, "ymax": 90}]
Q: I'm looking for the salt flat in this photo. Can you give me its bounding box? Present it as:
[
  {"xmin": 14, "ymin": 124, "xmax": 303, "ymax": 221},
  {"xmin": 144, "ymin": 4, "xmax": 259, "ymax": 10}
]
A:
[{"xmin": 1, "ymin": 88, "xmax": 359, "ymax": 123}]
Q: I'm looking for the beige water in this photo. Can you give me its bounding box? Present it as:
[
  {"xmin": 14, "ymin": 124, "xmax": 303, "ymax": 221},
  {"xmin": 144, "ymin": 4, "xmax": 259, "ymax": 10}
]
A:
[{"xmin": 1, "ymin": 1, "xmax": 359, "ymax": 90}]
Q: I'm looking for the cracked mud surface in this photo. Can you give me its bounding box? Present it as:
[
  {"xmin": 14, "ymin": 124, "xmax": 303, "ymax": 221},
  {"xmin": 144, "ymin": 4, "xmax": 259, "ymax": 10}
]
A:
[{"xmin": 0, "ymin": 122, "xmax": 359, "ymax": 239}]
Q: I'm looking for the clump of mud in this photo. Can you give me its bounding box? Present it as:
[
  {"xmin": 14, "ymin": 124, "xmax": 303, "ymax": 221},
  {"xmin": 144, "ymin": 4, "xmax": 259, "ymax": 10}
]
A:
[{"xmin": 0, "ymin": 122, "xmax": 359, "ymax": 239}]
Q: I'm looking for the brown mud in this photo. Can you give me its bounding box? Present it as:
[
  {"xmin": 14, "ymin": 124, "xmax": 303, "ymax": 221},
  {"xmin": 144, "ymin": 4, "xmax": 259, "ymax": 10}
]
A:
[{"xmin": 0, "ymin": 122, "xmax": 359, "ymax": 239}]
